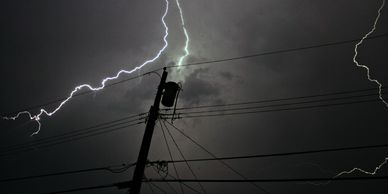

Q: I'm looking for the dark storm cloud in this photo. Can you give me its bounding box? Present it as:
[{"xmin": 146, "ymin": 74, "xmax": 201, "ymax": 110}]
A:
[
  {"xmin": 180, "ymin": 68, "xmax": 223, "ymax": 105},
  {"xmin": 218, "ymin": 71, "xmax": 235, "ymax": 81}
]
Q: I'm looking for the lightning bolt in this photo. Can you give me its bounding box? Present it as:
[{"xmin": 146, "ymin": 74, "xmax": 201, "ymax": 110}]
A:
[
  {"xmin": 3, "ymin": 0, "xmax": 171, "ymax": 136},
  {"xmin": 309, "ymin": 0, "xmax": 388, "ymax": 185},
  {"xmin": 334, "ymin": 157, "xmax": 388, "ymax": 178},
  {"xmin": 175, "ymin": 0, "xmax": 190, "ymax": 67},
  {"xmin": 335, "ymin": 0, "xmax": 387, "ymax": 178},
  {"xmin": 303, "ymin": 157, "xmax": 388, "ymax": 186},
  {"xmin": 354, "ymin": 0, "xmax": 387, "ymax": 107}
]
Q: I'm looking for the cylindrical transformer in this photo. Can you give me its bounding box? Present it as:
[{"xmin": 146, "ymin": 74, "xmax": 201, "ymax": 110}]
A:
[{"xmin": 162, "ymin": 82, "xmax": 179, "ymax": 107}]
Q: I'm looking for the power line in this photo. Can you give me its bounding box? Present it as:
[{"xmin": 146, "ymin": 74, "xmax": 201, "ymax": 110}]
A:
[
  {"xmin": 3, "ymin": 33, "xmax": 387, "ymax": 116},
  {"xmin": 146, "ymin": 176, "xmax": 388, "ymax": 183},
  {"xmin": 44, "ymin": 181, "xmax": 127, "ymax": 194},
  {"xmin": 159, "ymin": 88, "xmax": 387, "ymax": 120},
  {"xmin": 150, "ymin": 166, "xmax": 179, "ymax": 194},
  {"xmin": 149, "ymin": 182, "xmax": 168, "ymax": 194},
  {"xmin": 4, "ymin": 142, "xmax": 388, "ymax": 184},
  {"xmin": 164, "ymin": 87, "xmax": 386, "ymax": 111},
  {"xmin": 2, "ymin": 90, "xmax": 384, "ymax": 156},
  {"xmin": 171, "ymin": 93, "xmax": 383, "ymax": 115},
  {"xmin": 44, "ymin": 175, "xmax": 388, "ymax": 193},
  {"xmin": 146, "ymin": 182, "xmax": 157, "ymax": 194},
  {"xmin": 2, "ymin": 87, "xmax": 383, "ymax": 156},
  {"xmin": 0, "ymin": 90, "xmax": 377, "ymax": 155},
  {"xmin": 164, "ymin": 121, "xmax": 269, "ymax": 194},
  {"xmin": 0, "ymin": 118, "xmax": 145, "ymax": 157},
  {"xmin": 167, "ymin": 33, "xmax": 388, "ymax": 69},
  {"xmin": 0, "ymin": 122, "xmax": 144, "ymax": 157},
  {"xmin": 161, "ymin": 120, "xmax": 207, "ymax": 194},
  {"xmin": 151, "ymin": 166, "xmax": 201, "ymax": 194},
  {"xmin": 0, "ymin": 163, "xmax": 135, "ymax": 184},
  {"xmin": 0, "ymin": 113, "xmax": 145, "ymax": 151},
  {"xmin": 157, "ymin": 119, "xmax": 185, "ymax": 194},
  {"xmin": 0, "ymin": 115, "xmax": 144, "ymax": 154},
  {"xmin": 149, "ymin": 143, "xmax": 388, "ymax": 164},
  {"xmin": 170, "ymin": 98, "xmax": 381, "ymax": 119},
  {"xmin": 2, "ymin": 71, "xmax": 160, "ymax": 116},
  {"xmin": 145, "ymin": 171, "xmax": 168, "ymax": 194}
]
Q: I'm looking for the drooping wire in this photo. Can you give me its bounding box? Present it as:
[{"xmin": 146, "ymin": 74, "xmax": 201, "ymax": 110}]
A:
[
  {"xmin": 107, "ymin": 163, "xmax": 137, "ymax": 174},
  {"xmin": 0, "ymin": 162, "xmax": 136, "ymax": 183}
]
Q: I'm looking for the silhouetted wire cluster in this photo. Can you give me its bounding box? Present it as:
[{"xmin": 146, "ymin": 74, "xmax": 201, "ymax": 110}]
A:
[
  {"xmin": 160, "ymin": 88, "xmax": 386, "ymax": 120},
  {"xmin": 1, "ymin": 88, "xmax": 387, "ymax": 187},
  {"xmin": 3, "ymin": 116, "xmax": 388, "ymax": 193},
  {"xmin": 2, "ymin": 87, "xmax": 385, "ymax": 158},
  {"xmin": 0, "ymin": 113, "xmax": 147, "ymax": 157},
  {"xmin": 35, "ymin": 175, "xmax": 388, "ymax": 194}
]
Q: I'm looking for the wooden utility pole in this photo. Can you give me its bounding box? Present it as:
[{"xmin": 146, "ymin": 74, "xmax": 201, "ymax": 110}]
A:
[{"xmin": 130, "ymin": 67, "xmax": 168, "ymax": 194}]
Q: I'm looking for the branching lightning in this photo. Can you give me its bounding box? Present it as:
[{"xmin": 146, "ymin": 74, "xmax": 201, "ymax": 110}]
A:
[
  {"xmin": 353, "ymin": 0, "xmax": 387, "ymax": 107},
  {"xmin": 333, "ymin": 0, "xmax": 388, "ymax": 179},
  {"xmin": 334, "ymin": 157, "xmax": 388, "ymax": 178},
  {"xmin": 2, "ymin": 0, "xmax": 171, "ymax": 136},
  {"xmin": 175, "ymin": 0, "xmax": 190, "ymax": 67},
  {"xmin": 314, "ymin": 0, "xmax": 388, "ymax": 184},
  {"xmin": 303, "ymin": 157, "xmax": 388, "ymax": 186}
]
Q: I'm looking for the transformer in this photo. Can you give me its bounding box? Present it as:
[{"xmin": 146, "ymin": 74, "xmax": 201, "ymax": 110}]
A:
[{"xmin": 161, "ymin": 81, "xmax": 180, "ymax": 107}]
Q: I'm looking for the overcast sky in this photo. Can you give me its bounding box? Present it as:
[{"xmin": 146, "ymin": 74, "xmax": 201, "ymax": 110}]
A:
[{"xmin": 1, "ymin": 0, "xmax": 388, "ymax": 193}]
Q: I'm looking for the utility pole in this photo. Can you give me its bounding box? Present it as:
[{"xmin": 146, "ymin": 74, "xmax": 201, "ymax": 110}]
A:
[{"xmin": 130, "ymin": 67, "xmax": 168, "ymax": 194}]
